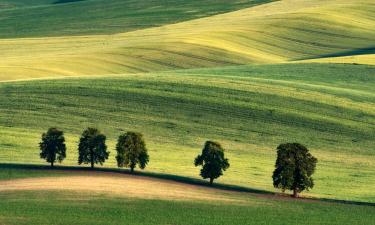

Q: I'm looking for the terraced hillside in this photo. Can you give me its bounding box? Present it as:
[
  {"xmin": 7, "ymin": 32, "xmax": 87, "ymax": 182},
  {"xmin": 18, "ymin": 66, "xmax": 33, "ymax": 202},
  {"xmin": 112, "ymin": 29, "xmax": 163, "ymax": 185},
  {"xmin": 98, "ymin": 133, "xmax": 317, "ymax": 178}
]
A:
[
  {"xmin": 0, "ymin": 0, "xmax": 374, "ymax": 80},
  {"xmin": 1, "ymin": 63, "xmax": 374, "ymax": 202}
]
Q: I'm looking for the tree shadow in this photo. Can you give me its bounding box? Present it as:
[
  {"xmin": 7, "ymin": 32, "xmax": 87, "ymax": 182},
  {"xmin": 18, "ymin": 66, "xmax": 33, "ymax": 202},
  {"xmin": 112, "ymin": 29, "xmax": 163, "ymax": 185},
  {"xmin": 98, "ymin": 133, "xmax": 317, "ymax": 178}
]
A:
[
  {"xmin": 1, "ymin": 163, "xmax": 374, "ymax": 207},
  {"xmin": 53, "ymin": 0, "xmax": 85, "ymax": 4}
]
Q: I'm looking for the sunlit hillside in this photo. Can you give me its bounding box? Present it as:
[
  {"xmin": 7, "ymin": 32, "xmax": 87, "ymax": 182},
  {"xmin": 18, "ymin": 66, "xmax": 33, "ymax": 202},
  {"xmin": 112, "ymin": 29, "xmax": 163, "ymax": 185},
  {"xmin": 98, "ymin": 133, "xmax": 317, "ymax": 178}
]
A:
[
  {"xmin": 0, "ymin": 0, "xmax": 374, "ymax": 81},
  {"xmin": 0, "ymin": 1, "xmax": 374, "ymax": 224}
]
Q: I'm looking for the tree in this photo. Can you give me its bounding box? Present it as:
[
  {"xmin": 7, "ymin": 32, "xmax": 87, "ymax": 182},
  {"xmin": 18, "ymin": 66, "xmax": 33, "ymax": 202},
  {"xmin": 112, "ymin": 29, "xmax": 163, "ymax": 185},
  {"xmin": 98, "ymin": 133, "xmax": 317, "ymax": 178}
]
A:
[
  {"xmin": 39, "ymin": 128, "xmax": 66, "ymax": 167},
  {"xmin": 194, "ymin": 141, "xmax": 229, "ymax": 185},
  {"xmin": 116, "ymin": 132, "xmax": 149, "ymax": 173},
  {"xmin": 272, "ymin": 143, "xmax": 317, "ymax": 198},
  {"xmin": 78, "ymin": 128, "xmax": 109, "ymax": 168}
]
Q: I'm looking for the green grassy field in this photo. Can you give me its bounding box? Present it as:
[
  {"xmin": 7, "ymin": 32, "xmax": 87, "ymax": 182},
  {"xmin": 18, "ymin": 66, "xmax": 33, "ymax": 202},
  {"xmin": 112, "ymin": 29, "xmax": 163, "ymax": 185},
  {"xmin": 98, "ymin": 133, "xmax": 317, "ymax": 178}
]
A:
[
  {"xmin": 1, "ymin": 0, "xmax": 375, "ymax": 223},
  {"xmin": 0, "ymin": 167, "xmax": 374, "ymax": 225},
  {"xmin": 1, "ymin": 63, "xmax": 374, "ymax": 202},
  {"xmin": 1, "ymin": 0, "xmax": 374, "ymax": 80},
  {"xmin": 1, "ymin": 191, "xmax": 374, "ymax": 225},
  {"xmin": 0, "ymin": 0, "xmax": 273, "ymax": 38}
]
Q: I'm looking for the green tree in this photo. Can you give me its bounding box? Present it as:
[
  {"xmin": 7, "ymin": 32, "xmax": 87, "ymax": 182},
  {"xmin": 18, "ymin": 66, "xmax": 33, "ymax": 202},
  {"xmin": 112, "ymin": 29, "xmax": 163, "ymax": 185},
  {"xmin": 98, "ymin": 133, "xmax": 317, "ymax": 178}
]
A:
[
  {"xmin": 194, "ymin": 141, "xmax": 229, "ymax": 185},
  {"xmin": 116, "ymin": 132, "xmax": 149, "ymax": 173},
  {"xmin": 272, "ymin": 143, "xmax": 317, "ymax": 198},
  {"xmin": 39, "ymin": 128, "xmax": 66, "ymax": 167},
  {"xmin": 78, "ymin": 128, "xmax": 109, "ymax": 168}
]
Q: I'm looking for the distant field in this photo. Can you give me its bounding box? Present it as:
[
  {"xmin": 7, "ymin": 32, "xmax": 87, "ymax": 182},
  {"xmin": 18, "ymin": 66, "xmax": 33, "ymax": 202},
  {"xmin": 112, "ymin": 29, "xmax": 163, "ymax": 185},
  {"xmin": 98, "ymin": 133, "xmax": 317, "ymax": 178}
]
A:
[
  {"xmin": 1, "ymin": 63, "xmax": 374, "ymax": 202},
  {"xmin": 1, "ymin": 0, "xmax": 374, "ymax": 80},
  {"xmin": 0, "ymin": 0, "xmax": 273, "ymax": 38},
  {"xmin": 0, "ymin": 167, "xmax": 374, "ymax": 225}
]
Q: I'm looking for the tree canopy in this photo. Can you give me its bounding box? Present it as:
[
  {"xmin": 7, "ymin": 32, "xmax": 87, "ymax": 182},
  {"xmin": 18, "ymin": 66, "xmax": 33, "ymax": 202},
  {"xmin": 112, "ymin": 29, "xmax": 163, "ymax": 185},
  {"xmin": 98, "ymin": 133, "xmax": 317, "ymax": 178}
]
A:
[
  {"xmin": 194, "ymin": 141, "xmax": 229, "ymax": 185},
  {"xmin": 39, "ymin": 128, "xmax": 66, "ymax": 167},
  {"xmin": 272, "ymin": 143, "xmax": 317, "ymax": 197},
  {"xmin": 78, "ymin": 127, "xmax": 109, "ymax": 168},
  {"xmin": 116, "ymin": 132, "xmax": 149, "ymax": 173}
]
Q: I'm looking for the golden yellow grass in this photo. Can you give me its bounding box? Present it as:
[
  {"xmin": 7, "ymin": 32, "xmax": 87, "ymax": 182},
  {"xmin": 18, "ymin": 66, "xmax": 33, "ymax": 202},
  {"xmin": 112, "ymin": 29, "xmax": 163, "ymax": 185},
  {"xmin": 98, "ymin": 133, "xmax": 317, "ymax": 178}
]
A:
[
  {"xmin": 0, "ymin": 172, "xmax": 249, "ymax": 203},
  {"xmin": 0, "ymin": 0, "xmax": 374, "ymax": 81}
]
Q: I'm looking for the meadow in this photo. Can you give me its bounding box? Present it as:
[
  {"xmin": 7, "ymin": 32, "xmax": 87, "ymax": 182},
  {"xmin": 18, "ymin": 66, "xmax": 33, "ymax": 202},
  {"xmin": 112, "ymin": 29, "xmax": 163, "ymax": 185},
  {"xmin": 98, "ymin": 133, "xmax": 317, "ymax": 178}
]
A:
[
  {"xmin": 0, "ymin": 0, "xmax": 273, "ymax": 38},
  {"xmin": 1, "ymin": 63, "xmax": 374, "ymax": 202},
  {"xmin": 0, "ymin": 166, "xmax": 374, "ymax": 225},
  {"xmin": 1, "ymin": 0, "xmax": 374, "ymax": 80},
  {"xmin": 1, "ymin": 190, "xmax": 373, "ymax": 225},
  {"xmin": 0, "ymin": 0, "xmax": 375, "ymax": 224}
]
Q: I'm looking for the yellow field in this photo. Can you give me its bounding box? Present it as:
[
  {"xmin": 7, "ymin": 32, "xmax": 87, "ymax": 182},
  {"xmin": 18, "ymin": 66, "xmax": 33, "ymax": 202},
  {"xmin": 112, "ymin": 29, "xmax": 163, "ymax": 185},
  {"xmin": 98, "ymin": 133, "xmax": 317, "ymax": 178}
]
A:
[
  {"xmin": 0, "ymin": 171, "xmax": 249, "ymax": 203},
  {"xmin": 301, "ymin": 54, "xmax": 375, "ymax": 65},
  {"xmin": 1, "ymin": 0, "xmax": 374, "ymax": 81}
]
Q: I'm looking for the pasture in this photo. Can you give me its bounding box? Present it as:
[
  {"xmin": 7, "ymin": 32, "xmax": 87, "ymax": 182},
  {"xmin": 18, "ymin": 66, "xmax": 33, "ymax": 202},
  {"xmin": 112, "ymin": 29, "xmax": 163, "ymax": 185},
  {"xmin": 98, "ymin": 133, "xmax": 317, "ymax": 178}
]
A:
[
  {"xmin": 0, "ymin": 166, "xmax": 374, "ymax": 225},
  {"xmin": 1, "ymin": 0, "xmax": 375, "ymax": 224},
  {"xmin": 0, "ymin": 0, "xmax": 374, "ymax": 80},
  {"xmin": 1, "ymin": 63, "xmax": 374, "ymax": 202}
]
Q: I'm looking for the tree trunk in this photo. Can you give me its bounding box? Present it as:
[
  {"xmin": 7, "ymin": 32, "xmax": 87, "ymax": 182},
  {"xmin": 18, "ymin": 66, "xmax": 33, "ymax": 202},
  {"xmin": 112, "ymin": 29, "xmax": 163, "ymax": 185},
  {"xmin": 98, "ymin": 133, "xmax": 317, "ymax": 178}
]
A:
[
  {"xmin": 209, "ymin": 177, "xmax": 214, "ymax": 185},
  {"xmin": 293, "ymin": 188, "xmax": 299, "ymax": 198},
  {"xmin": 51, "ymin": 161, "xmax": 54, "ymax": 167},
  {"xmin": 130, "ymin": 166, "xmax": 134, "ymax": 173},
  {"xmin": 90, "ymin": 149, "xmax": 94, "ymax": 169}
]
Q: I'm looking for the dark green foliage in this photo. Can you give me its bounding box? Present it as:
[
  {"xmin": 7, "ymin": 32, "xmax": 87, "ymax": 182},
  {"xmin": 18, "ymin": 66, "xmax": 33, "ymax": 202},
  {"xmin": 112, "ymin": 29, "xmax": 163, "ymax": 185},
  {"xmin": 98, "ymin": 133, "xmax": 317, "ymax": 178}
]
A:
[
  {"xmin": 116, "ymin": 132, "xmax": 149, "ymax": 172},
  {"xmin": 78, "ymin": 128, "xmax": 109, "ymax": 168},
  {"xmin": 194, "ymin": 141, "xmax": 229, "ymax": 184},
  {"xmin": 272, "ymin": 143, "xmax": 317, "ymax": 197},
  {"xmin": 39, "ymin": 128, "xmax": 66, "ymax": 167}
]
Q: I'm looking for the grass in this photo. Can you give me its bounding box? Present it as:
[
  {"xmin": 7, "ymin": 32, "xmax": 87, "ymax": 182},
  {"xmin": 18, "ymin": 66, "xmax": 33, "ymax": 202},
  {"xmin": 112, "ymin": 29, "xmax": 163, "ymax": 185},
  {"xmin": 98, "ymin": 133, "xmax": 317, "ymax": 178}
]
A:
[
  {"xmin": 0, "ymin": 0, "xmax": 273, "ymax": 38},
  {"xmin": 0, "ymin": 164, "xmax": 74, "ymax": 180},
  {"xmin": 0, "ymin": 0, "xmax": 374, "ymax": 80},
  {"xmin": 0, "ymin": 0, "xmax": 374, "ymax": 223},
  {"xmin": 0, "ymin": 166, "xmax": 374, "ymax": 225},
  {"xmin": 0, "ymin": 189, "xmax": 374, "ymax": 225},
  {"xmin": 0, "ymin": 63, "xmax": 374, "ymax": 202}
]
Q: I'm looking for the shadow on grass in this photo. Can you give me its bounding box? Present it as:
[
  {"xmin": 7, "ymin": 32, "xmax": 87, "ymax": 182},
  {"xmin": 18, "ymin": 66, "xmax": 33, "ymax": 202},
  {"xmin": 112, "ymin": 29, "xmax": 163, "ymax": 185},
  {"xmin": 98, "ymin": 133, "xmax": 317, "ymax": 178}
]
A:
[
  {"xmin": 53, "ymin": 0, "xmax": 85, "ymax": 4},
  {"xmin": 1, "ymin": 163, "xmax": 374, "ymax": 207},
  {"xmin": 299, "ymin": 46, "xmax": 375, "ymax": 61}
]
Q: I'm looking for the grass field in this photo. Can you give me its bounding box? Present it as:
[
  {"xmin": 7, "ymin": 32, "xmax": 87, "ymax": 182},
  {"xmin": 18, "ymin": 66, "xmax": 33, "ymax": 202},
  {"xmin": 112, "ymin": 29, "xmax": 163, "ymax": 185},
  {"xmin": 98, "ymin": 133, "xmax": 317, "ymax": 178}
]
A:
[
  {"xmin": 1, "ymin": 0, "xmax": 375, "ymax": 223},
  {"xmin": 0, "ymin": 167, "xmax": 374, "ymax": 225},
  {"xmin": 0, "ymin": 0, "xmax": 273, "ymax": 38},
  {"xmin": 1, "ymin": 63, "xmax": 374, "ymax": 202},
  {"xmin": 0, "ymin": 0, "xmax": 374, "ymax": 80}
]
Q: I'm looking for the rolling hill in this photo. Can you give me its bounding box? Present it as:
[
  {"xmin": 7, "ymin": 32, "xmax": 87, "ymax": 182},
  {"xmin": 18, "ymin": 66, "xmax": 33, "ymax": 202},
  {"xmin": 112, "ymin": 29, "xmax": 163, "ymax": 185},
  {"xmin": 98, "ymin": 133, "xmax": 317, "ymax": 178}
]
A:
[
  {"xmin": 1, "ymin": 63, "xmax": 374, "ymax": 202},
  {"xmin": 0, "ymin": 0, "xmax": 374, "ymax": 80},
  {"xmin": 0, "ymin": 0, "xmax": 274, "ymax": 38},
  {"xmin": 0, "ymin": 0, "xmax": 375, "ymax": 223},
  {"xmin": 1, "ymin": 166, "xmax": 374, "ymax": 225}
]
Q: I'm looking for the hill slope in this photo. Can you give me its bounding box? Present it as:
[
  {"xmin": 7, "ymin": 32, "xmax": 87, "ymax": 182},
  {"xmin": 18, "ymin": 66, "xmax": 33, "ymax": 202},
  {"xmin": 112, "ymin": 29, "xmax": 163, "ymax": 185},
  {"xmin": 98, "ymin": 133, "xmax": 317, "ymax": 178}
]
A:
[
  {"xmin": 1, "ymin": 168, "xmax": 374, "ymax": 225},
  {"xmin": 0, "ymin": 0, "xmax": 273, "ymax": 38},
  {"xmin": 1, "ymin": 63, "xmax": 374, "ymax": 202},
  {"xmin": 0, "ymin": 0, "xmax": 374, "ymax": 81}
]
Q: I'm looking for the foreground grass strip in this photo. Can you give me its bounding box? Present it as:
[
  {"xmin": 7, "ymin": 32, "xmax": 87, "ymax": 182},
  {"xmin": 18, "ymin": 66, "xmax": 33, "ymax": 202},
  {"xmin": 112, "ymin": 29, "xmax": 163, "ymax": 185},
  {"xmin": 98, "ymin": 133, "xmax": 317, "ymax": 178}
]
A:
[{"xmin": 0, "ymin": 189, "xmax": 374, "ymax": 225}]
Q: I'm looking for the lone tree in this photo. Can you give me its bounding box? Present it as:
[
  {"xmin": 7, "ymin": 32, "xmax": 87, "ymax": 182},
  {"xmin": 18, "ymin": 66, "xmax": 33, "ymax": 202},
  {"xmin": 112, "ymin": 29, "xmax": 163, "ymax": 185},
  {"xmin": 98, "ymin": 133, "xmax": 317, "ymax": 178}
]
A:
[
  {"xmin": 194, "ymin": 141, "xmax": 229, "ymax": 185},
  {"xmin": 78, "ymin": 128, "xmax": 109, "ymax": 168},
  {"xmin": 272, "ymin": 143, "xmax": 317, "ymax": 198},
  {"xmin": 116, "ymin": 132, "xmax": 149, "ymax": 173},
  {"xmin": 39, "ymin": 128, "xmax": 66, "ymax": 167}
]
